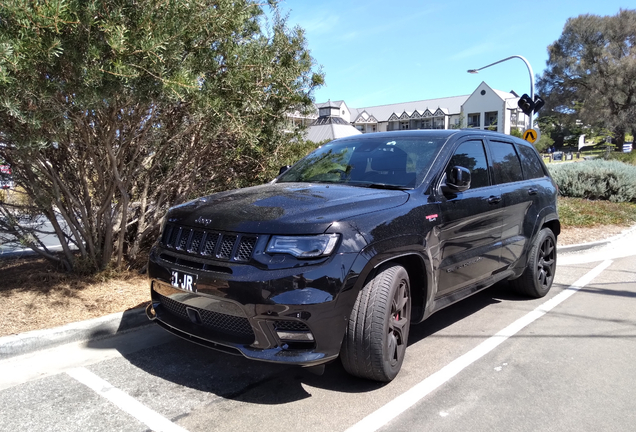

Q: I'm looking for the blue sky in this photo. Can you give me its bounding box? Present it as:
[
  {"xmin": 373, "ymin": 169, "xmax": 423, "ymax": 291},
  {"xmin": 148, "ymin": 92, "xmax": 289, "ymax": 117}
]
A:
[{"xmin": 279, "ymin": 0, "xmax": 632, "ymax": 109}]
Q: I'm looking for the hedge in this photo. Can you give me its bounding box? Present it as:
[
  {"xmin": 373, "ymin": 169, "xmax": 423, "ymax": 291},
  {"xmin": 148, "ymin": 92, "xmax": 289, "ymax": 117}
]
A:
[{"xmin": 547, "ymin": 160, "xmax": 636, "ymax": 202}]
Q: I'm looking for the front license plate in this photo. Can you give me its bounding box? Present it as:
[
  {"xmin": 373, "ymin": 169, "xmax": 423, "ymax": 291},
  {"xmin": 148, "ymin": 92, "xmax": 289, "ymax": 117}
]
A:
[{"xmin": 170, "ymin": 270, "xmax": 197, "ymax": 292}]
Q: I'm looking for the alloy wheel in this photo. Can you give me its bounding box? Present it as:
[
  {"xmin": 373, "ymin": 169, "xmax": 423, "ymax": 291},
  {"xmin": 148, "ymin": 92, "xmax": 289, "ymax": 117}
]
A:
[
  {"xmin": 388, "ymin": 279, "xmax": 410, "ymax": 367},
  {"xmin": 537, "ymin": 236, "xmax": 556, "ymax": 289}
]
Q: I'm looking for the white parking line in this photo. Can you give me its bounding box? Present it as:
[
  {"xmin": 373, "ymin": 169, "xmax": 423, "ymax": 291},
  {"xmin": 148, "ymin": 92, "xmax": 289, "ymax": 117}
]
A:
[
  {"xmin": 346, "ymin": 259, "xmax": 613, "ymax": 432},
  {"xmin": 67, "ymin": 367, "xmax": 190, "ymax": 432}
]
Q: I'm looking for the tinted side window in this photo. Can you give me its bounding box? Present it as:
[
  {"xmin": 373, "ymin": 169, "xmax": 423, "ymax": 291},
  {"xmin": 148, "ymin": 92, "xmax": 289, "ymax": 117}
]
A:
[
  {"xmin": 489, "ymin": 140, "xmax": 524, "ymax": 184},
  {"xmin": 517, "ymin": 144, "xmax": 546, "ymax": 179},
  {"xmin": 447, "ymin": 140, "xmax": 489, "ymax": 188}
]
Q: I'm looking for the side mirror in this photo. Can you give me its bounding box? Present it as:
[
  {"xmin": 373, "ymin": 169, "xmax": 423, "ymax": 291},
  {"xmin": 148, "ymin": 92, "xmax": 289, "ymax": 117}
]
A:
[
  {"xmin": 442, "ymin": 166, "xmax": 471, "ymax": 194},
  {"xmin": 278, "ymin": 165, "xmax": 291, "ymax": 176}
]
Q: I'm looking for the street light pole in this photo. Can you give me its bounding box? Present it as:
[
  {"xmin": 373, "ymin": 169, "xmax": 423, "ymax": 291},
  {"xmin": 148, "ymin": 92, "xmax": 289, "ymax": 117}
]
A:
[{"xmin": 467, "ymin": 55, "xmax": 534, "ymax": 130}]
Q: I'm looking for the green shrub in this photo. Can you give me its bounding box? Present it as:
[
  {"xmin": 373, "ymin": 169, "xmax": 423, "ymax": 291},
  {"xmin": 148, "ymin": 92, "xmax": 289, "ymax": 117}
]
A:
[{"xmin": 548, "ymin": 160, "xmax": 636, "ymax": 202}]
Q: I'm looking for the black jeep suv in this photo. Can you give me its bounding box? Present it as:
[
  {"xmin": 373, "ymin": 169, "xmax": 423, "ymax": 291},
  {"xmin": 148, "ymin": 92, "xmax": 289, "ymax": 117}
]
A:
[{"xmin": 146, "ymin": 129, "xmax": 559, "ymax": 382}]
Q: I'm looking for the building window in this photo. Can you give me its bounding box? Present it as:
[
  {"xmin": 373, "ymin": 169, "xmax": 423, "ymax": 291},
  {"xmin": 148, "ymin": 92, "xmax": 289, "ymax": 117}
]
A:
[
  {"xmin": 400, "ymin": 121, "xmax": 409, "ymax": 130},
  {"xmin": 485, "ymin": 111, "xmax": 498, "ymax": 130},
  {"xmin": 434, "ymin": 117, "xmax": 444, "ymax": 129},
  {"xmin": 467, "ymin": 113, "xmax": 480, "ymax": 128},
  {"xmin": 423, "ymin": 119, "xmax": 432, "ymax": 129},
  {"xmin": 355, "ymin": 125, "xmax": 364, "ymax": 132}
]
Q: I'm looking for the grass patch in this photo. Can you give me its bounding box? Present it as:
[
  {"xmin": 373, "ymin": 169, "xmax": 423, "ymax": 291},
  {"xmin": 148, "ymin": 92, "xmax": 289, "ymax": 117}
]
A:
[
  {"xmin": 558, "ymin": 196, "xmax": 636, "ymax": 228},
  {"xmin": 609, "ymin": 150, "xmax": 636, "ymax": 166}
]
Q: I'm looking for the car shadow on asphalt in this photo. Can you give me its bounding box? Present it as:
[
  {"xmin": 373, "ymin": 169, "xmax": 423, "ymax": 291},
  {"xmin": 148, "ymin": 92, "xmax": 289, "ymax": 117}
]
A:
[{"xmin": 86, "ymin": 281, "xmax": 553, "ymax": 405}]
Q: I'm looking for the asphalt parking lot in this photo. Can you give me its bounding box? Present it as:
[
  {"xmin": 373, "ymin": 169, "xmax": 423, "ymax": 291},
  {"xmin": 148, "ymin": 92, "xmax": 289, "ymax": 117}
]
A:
[{"xmin": 1, "ymin": 229, "xmax": 634, "ymax": 432}]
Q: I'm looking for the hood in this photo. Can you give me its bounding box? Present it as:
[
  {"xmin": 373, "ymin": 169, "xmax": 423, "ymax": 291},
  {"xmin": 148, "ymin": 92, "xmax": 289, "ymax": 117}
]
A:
[{"xmin": 166, "ymin": 183, "xmax": 409, "ymax": 234}]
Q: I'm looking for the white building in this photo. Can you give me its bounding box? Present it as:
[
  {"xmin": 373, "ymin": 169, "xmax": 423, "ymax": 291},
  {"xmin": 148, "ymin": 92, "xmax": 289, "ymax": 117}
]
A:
[
  {"xmin": 460, "ymin": 82, "xmax": 528, "ymax": 134},
  {"xmin": 302, "ymin": 82, "xmax": 528, "ymax": 142},
  {"xmin": 305, "ymin": 100, "xmax": 361, "ymax": 142}
]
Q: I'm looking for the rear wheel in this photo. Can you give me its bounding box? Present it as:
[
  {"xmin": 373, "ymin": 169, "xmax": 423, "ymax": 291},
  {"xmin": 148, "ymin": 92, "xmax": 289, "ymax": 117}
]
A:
[
  {"xmin": 340, "ymin": 264, "xmax": 411, "ymax": 382},
  {"xmin": 511, "ymin": 228, "xmax": 556, "ymax": 298}
]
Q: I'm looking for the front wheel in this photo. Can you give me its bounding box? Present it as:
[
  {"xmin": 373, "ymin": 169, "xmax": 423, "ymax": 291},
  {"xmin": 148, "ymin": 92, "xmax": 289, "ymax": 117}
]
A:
[
  {"xmin": 340, "ymin": 264, "xmax": 411, "ymax": 382},
  {"xmin": 511, "ymin": 228, "xmax": 557, "ymax": 298}
]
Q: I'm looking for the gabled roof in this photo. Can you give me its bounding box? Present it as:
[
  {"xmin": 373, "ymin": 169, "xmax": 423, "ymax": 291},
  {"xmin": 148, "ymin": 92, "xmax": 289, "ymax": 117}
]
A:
[
  {"xmin": 313, "ymin": 83, "xmax": 518, "ymax": 124},
  {"xmin": 352, "ymin": 110, "xmax": 378, "ymax": 123},
  {"xmin": 347, "ymin": 94, "xmax": 469, "ymax": 122},
  {"xmin": 462, "ymin": 82, "xmax": 521, "ymax": 112},
  {"xmin": 493, "ymin": 88, "xmax": 518, "ymax": 101},
  {"xmin": 466, "ymin": 81, "xmax": 518, "ymax": 102}
]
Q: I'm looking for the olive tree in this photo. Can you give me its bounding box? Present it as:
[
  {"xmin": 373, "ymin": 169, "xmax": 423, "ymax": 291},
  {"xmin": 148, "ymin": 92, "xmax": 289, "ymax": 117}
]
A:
[{"xmin": 0, "ymin": 0, "xmax": 323, "ymax": 271}]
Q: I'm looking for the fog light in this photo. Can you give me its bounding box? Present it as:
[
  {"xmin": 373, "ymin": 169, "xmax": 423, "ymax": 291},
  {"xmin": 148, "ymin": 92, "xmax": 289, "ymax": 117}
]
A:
[
  {"xmin": 276, "ymin": 330, "xmax": 315, "ymax": 342},
  {"xmin": 146, "ymin": 304, "xmax": 157, "ymax": 320}
]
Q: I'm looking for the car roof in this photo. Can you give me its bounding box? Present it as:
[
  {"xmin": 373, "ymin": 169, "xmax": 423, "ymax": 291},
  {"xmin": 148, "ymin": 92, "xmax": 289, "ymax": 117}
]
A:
[{"xmin": 331, "ymin": 129, "xmax": 530, "ymax": 146}]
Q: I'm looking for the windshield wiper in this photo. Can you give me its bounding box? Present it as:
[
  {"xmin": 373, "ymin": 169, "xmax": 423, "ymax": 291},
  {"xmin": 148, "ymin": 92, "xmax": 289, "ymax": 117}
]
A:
[{"xmin": 364, "ymin": 183, "xmax": 411, "ymax": 190}]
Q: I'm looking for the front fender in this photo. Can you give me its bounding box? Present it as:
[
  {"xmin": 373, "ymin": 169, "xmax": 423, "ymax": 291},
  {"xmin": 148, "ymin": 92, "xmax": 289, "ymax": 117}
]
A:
[{"xmin": 339, "ymin": 234, "xmax": 435, "ymax": 324}]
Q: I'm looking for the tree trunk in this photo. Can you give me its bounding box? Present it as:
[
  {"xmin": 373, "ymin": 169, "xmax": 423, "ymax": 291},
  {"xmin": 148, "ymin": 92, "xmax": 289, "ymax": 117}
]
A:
[{"xmin": 613, "ymin": 125, "xmax": 626, "ymax": 147}]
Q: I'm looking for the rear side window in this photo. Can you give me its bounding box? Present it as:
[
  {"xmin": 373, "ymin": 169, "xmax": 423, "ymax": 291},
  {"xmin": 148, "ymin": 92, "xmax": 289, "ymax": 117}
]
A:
[
  {"xmin": 446, "ymin": 140, "xmax": 490, "ymax": 188},
  {"xmin": 489, "ymin": 140, "xmax": 523, "ymax": 184},
  {"xmin": 517, "ymin": 144, "xmax": 547, "ymax": 179}
]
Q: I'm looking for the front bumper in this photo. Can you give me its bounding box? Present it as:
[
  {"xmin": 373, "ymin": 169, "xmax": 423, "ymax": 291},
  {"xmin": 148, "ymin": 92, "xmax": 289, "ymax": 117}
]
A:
[{"xmin": 146, "ymin": 246, "xmax": 360, "ymax": 366}]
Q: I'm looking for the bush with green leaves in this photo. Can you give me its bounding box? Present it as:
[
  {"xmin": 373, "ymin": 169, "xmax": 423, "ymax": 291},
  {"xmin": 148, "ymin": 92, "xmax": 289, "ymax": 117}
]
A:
[
  {"xmin": 548, "ymin": 160, "xmax": 636, "ymax": 202},
  {"xmin": 0, "ymin": 0, "xmax": 323, "ymax": 272}
]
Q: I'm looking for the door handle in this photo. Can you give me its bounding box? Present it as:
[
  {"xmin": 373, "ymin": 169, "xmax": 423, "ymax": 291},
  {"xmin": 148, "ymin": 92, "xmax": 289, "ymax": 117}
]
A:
[
  {"xmin": 488, "ymin": 196, "xmax": 501, "ymax": 204},
  {"xmin": 528, "ymin": 188, "xmax": 538, "ymax": 195}
]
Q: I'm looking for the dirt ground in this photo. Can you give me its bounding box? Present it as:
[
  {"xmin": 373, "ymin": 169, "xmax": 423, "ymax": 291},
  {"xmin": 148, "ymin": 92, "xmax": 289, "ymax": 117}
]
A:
[
  {"xmin": 0, "ymin": 259, "xmax": 150, "ymax": 338},
  {"xmin": 0, "ymin": 224, "xmax": 631, "ymax": 338}
]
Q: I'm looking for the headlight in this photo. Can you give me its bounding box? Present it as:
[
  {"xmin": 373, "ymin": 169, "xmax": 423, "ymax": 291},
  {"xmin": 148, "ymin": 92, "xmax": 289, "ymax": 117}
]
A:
[{"xmin": 266, "ymin": 234, "xmax": 339, "ymax": 258}]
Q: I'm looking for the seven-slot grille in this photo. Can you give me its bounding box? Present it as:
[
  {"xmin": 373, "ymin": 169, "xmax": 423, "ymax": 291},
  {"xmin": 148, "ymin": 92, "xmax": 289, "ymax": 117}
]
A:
[{"xmin": 161, "ymin": 223, "xmax": 257, "ymax": 262}]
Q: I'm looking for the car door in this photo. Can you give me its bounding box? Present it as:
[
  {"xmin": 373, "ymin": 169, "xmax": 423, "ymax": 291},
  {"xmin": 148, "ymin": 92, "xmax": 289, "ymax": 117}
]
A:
[
  {"xmin": 486, "ymin": 138, "xmax": 536, "ymax": 267},
  {"xmin": 435, "ymin": 138, "xmax": 504, "ymax": 297}
]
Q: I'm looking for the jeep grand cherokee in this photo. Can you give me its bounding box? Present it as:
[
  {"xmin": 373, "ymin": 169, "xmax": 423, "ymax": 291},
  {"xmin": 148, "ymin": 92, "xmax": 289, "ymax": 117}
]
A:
[{"xmin": 146, "ymin": 129, "xmax": 560, "ymax": 382}]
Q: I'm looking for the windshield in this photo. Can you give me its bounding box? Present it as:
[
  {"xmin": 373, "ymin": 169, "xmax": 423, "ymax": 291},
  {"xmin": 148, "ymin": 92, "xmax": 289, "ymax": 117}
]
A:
[{"xmin": 277, "ymin": 136, "xmax": 447, "ymax": 189}]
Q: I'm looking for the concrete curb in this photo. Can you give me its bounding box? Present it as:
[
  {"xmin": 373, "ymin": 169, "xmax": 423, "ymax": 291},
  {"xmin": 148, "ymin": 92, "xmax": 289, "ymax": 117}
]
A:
[
  {"xmin": 0, "ymin": 307, "xmax": 150, "ymax": 360},
  {"xmin": 558, "ymin": 224, "xmax": 636, "ymax": 253},
  {"xmin": 2, "ymin": 224, "xmax": 635, "ymax": 360}
]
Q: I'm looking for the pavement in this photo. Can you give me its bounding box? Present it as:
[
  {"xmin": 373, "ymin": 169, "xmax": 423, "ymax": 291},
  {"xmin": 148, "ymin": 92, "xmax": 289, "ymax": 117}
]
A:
[
  {"xmin": 0, "ymin": 216, "xmax": 79, "ymax": 258},
  {"xmin": 1, "ymin": 224, "xmax": 635, "ymax": 360}
]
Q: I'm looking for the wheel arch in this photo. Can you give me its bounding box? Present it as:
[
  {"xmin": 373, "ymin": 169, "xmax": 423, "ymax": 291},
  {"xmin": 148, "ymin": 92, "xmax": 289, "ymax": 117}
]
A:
[
  {"xmin": 542, "ymin": 216, "xmax": 561, "ymax": 238},
  {"xmin": 345, "ymin": 235, "xmax": 435, "ymax": 325},
  {"xmin": 389, "ymin": 255, "xmax": 429, "ymax": 323},
  {"xmin": 359, "ymin": 253, "xmax": 431, "ymax": 324}
]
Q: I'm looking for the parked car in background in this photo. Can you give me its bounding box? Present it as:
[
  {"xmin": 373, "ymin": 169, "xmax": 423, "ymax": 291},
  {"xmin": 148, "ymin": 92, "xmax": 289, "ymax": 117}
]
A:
[
  {"xmin": 146, "ymin": 130, "xmax": 560, "ymax": 382},
  {"xmin": 0, "ymin": 165, "xmax": 13, "ymax": 190}
]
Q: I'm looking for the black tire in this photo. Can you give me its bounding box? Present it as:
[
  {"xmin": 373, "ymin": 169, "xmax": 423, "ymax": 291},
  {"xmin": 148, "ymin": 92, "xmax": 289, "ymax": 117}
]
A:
[
  {"xmin": 511, "ymin": 228, "xmax": 557, "ymax": 298},
  {"xmin": 340, "ymin": 264, "xmax": 411, "ymax": 382}
]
